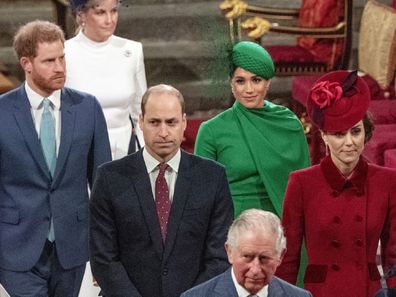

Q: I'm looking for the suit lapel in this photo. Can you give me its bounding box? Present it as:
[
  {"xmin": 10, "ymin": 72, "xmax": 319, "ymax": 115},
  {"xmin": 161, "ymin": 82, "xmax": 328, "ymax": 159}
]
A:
[
  {"xmin": 213, "ymin": 269, "xmax": 239, "ymax": 297},
  {"xmin": 163, "ymin": 151, "xmax": 193, "ymax": 261},
  {"xmin": 268, "ymin": 277, "xmax": 286, "ymax": 297},
  {"xmin": 13, "ymin": 85, "xmax": 50, "ymax": 179},
  {"xmin": 130, "ymin": 152, "xmax": 164, "ymax": 259},
  {"xmin": 53, "ymin": 89, "xmax": 75, "ymax": 183}
]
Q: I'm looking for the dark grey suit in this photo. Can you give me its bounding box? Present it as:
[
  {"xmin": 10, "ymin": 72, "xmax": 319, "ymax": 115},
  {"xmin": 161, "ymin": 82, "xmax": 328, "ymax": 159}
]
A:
[
  {"xmin": 180, "ymin": 268, "xmax": 312, "ymax": 297},
  {"xmin": 90, "ymin": 150, "xmax": 234, "ymax": 297}
]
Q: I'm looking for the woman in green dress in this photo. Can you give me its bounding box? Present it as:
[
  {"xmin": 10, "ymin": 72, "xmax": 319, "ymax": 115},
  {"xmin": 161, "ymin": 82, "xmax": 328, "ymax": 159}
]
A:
[{"xmin": 194, "ymin": 41, "xmax": 310, "ymax": 218}]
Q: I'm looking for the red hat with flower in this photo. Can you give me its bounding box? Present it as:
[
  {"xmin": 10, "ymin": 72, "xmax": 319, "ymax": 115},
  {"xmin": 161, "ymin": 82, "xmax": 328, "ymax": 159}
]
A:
[{"xmin": 307, "ymin": 70, "xmax": 370, "ymax": 132}]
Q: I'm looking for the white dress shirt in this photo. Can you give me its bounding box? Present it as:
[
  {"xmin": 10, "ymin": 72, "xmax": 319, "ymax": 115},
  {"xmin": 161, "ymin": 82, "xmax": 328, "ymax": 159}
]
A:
[
  {"xmin": 25, "ymin": 82, "xmax": 61, "ymax": 155},
  {"xmin": 142, "ymin": 149, "xmax": 181, "ymax": 202},
  {"xmin": 231, "ymin": 267, "xmax": 269, "ymax": 297}
]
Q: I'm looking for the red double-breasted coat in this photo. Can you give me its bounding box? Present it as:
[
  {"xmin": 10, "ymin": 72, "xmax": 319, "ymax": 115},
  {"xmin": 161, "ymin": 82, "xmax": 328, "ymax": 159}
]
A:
[{"xmin": 277, "ymin": 156, "xmax": 396, "ymax": 297}]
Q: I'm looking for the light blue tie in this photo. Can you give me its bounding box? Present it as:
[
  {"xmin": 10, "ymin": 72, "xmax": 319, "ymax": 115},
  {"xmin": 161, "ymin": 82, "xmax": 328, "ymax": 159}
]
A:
[{"xmin": 40, "ymin": 98, "xmax": 56, "ymax": 241}]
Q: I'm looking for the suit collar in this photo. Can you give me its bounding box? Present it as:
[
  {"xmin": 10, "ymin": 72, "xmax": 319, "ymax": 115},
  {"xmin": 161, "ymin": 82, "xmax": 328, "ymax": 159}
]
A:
[
  {"xmin": 320, "ymin": 155, "xmax": 367, "ymax": 196},
  {"xmin": 211, "ymin": 271, "xmax": 291, "ymax": 297},
  {"xmin": 52, "ymin": 88, "xmax": 76, "ymax": 184},
  {"xmin": 12, "ymin": 86, "xmax": 77, "ymax": 183},
  {"xmin": 124, "ymin": 151, "xmax": 197, "ymax": 261},
  {"xmin": 213, "ymin": 268, "xmax": 239, "ymax": 297},
  {"xmin": 268, "ymin": 277, "xmax": 290, "ymax": 297},
  {"xmin": 24, "ymin": 81, "xmax": 61, "ymax": 110},
  {"xmin": 163, "ymin": 151, "xmax": 194, "ymax": 260},
  {"xmin": 127, "ymin": 151, "xmax": 165, "ymax": 259},
  {"xmin": 127, "ymin": 151, "xmax": 196, "ymax": 261},
  {"xmin": 230, "ymin": 267, "xmax": 269, "ymax": 297},
  {"xmin": 142, "ymin": 148, "xmax": 181, "ymax": 174},
  {"xmin": 13, "ymin": 84, "xmax": 50, "ymax": 179}
]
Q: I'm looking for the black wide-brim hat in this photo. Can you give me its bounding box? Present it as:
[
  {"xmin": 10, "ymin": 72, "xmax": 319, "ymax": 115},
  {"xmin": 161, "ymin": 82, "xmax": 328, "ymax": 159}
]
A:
[{"xmin": 307, "ymin": 70, "xmax": 370, "ymax": 132}]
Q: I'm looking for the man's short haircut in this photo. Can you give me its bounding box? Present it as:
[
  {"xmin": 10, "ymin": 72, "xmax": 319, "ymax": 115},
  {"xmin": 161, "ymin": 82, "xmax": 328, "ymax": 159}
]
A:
[
  {"xmin": 141, "ymin": 84, "xmax": 185, "ymax": 116},
  {"xmin": 226, "ymin": 209, "xmax": 286, "ymax": 256},
  {"xmin": 13, "ymin": 20, "xmax": 65, "ymax": 60}
]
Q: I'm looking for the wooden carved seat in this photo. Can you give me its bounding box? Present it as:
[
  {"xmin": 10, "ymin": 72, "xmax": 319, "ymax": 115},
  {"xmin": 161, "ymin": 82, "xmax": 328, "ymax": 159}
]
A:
[
  {"xmin": 220, "ymin": 0, "xmax": 353, "ymax": 76},
  {"xmin": 0, "ymin": 61, "xmax": 18, "ymax": 95}
]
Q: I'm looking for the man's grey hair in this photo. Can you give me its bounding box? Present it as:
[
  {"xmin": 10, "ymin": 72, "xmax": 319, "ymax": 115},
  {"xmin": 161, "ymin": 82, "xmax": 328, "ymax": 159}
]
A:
[{"xmin": 226, "ymin": 209, "xmax": 286, "ymax": 256}]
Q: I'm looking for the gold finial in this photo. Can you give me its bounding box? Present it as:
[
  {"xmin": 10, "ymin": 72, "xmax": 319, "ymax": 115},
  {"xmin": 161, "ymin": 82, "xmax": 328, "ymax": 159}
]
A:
[
  {"xmin": 219, "ymin": 0, "xmax": 248, "ymax": 19},
  {"xmin": 242, "ymin": 17, "xmax": 271, "ymax": 39}
]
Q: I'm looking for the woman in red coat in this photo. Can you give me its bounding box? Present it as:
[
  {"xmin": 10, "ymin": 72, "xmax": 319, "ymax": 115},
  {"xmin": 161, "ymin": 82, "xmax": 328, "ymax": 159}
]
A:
[{"xmin": 277, "ymin": 70, "xmax": 396, "ymax": 296}]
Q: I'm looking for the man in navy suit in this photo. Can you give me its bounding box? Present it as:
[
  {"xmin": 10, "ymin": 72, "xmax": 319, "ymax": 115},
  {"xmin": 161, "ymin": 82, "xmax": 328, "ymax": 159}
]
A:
[
  {"xmin": 0, "ymin": 20, "xmax": 111, "ymax": 296},
  {"xmin": 181, "ymin": 209, "xmax": 312, "ymax": 297},
  {"xmin": 90, "ymin": 84, "xmax": 234, "ymax": 297}
]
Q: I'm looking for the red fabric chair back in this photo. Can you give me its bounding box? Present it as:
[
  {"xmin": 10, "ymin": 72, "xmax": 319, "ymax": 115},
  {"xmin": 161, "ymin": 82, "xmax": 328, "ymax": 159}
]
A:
[{"xmin": 297, "ymin": 0, "xmax": 345, "ymax": 68}]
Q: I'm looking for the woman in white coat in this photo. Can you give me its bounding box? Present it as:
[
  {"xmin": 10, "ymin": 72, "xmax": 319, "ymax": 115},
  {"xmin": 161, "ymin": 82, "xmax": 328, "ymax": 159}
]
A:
[{"xmin": 65, "ymin": 0, "xmax": 147, "ymax": 160}]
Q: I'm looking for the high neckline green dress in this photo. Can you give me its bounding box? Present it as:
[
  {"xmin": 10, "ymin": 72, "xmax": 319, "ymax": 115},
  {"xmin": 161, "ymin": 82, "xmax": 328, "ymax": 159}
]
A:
[{"xmin": 195, "ymin": 100, "xmax": 310, "ymax": 217}]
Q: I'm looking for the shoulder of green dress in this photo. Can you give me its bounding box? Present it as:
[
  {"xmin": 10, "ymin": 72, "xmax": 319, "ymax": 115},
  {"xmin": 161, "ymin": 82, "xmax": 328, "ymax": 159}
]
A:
[
  {"xmin": 265, "ymin": 100, "xmax": 288, "ymax": 111},
  {"xmin": 200, "ymin": 107, "xmax": 234, "ymax": 126},
  {"xmin": 265, "ymin": 100, "xmax": 299, "ymax": 118}
]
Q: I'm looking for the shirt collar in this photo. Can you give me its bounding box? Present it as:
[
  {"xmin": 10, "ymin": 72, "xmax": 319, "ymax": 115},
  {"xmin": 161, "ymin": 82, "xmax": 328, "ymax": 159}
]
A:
[
  {"xmin": 320, "ymin": 155, "xmax": 368, "ymax": 196},
  {"xmin": 25, "ymin": 81, "xmax": 61, "ymax": 110},
  {"xmin": 143, "ymin": 148, "xmax": 181, "ymax": 174},
  {"xmin": 231, "ymin": 267, "xmax": 268, "ymax": 297}
]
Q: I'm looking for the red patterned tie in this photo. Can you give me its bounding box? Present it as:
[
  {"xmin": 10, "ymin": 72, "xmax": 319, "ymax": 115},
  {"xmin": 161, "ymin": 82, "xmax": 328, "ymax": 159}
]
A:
[{"xmin": 155, "ymin": 163, "xmax": 171, "ymax": 241}]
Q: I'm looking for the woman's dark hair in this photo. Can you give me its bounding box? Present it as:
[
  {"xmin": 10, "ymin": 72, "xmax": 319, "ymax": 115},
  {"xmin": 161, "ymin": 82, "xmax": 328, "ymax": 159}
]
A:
[
  {"xmin": 321, "ymin": 113, "xmax": 374, "ymax": 142},
  {"xmin": 363, "ymin": 113, "xmax": 374, "ymax": 142},
  {"xmin": 228, "ymin": 43, "xmax": 237, "ymax": 78}
]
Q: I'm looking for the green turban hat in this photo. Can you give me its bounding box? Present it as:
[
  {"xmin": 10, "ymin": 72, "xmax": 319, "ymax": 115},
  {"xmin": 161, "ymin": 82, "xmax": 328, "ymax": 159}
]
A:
[{"xmin": 231, "ymin": 41, "xmax": 275, "ymax": 79}]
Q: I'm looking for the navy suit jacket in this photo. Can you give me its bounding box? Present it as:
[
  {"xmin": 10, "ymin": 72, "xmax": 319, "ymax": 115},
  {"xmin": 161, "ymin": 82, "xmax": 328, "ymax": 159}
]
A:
[
  {"xmin": 90, "ymin": 150, "xmax": 234, "ymax": 297},
  {"xmin": 0, "ymin": 84, "xmax": 111, "ymax": 271},
  {"xmin": 375, "ymin": 289, "xmax": 396, "ymax": 297},
  {"xmin": 180, "ymin": 268, "xmax": 312, "ymax": 297}
]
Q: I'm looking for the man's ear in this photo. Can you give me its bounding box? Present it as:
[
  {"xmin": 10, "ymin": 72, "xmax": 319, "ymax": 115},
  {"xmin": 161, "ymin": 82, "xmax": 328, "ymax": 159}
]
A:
[
  {"xmin": 182, "ymin": 113, "xmax": 187, "ymax": 131},
  {"xmin": 225, "ymin": 243, "xmax": 233, "ymax": 265},
  {"xmin": 279, "ymin": 248, "xmax": 286, "ymax": 264},
  {"xmin": 20, "ymin": 57, "xmax": 32, "ymax": 73},
  {"xmin": 139, "ymin": 113, "xmax": 144, "ymax": 127}
]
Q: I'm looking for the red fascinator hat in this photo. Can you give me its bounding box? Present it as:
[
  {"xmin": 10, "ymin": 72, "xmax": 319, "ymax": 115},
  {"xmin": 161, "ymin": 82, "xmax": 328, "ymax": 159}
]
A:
[{"xmin": 307, "ymin": 70, "xmax": 370, "ymax": 132}]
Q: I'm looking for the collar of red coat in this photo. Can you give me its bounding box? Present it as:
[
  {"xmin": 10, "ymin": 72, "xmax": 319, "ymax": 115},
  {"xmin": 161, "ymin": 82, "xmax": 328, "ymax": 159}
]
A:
[{"xmin": 320, "ymin": 155, "xmax": 368, "ymax": 197}]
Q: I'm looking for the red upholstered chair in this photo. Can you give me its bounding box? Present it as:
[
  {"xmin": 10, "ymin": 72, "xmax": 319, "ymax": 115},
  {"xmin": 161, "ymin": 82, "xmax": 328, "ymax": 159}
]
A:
[
  {"xmin": 291, "ymin": 0, "xmax": 396, "ymax": 164},
  {"xmin": 384, "ymin": 148, "xmax": 396, "ymax": 168},
  {"xmin": 0, "ymin": 73, "xmax": 15, "ymax": 95},
  {"xmin": 363, "ymin": 124, "xmax": 396, "ymax": 165},
  {"xmin": 0, "ymin": 61, "xmax": 18, "ymax": 95},
  {"xmin": 220, "ymin": 0, "xmax": 353, "ymax": 76},
  {"xmin": 180, "ymin": 118, "xmax": 207, "ymax": 153}
]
